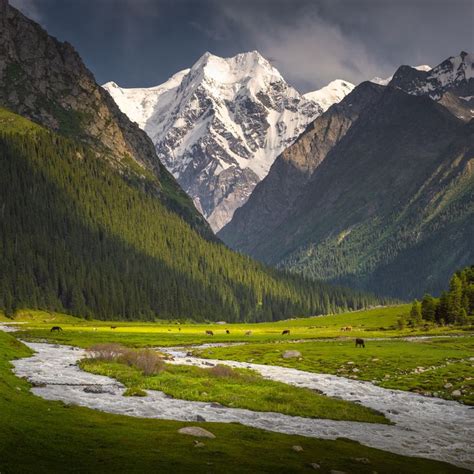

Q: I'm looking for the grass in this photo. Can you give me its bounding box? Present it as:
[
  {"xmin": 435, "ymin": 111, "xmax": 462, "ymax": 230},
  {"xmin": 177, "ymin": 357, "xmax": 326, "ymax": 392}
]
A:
[
  {"xmin": 13, "ymin": 305, "xmax": 473, "ymax": 350},
  {"xmin": 80, "ymin": 355, "xmax": 389, "ymax": 424},
  {"xmin": 0, "ymin": 331, "xmax": 465, "ymax": 473},
  {"xmin": 197, "ymin": 337, "xmax": 474, "ymax": 405},
  {"xmin": 0, "ymin": 107, "xmax": 42, "ymax": 134}
]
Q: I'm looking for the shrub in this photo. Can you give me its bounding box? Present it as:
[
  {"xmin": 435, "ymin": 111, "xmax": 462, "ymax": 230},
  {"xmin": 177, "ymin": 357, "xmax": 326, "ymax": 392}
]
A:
[
  {"xmin": 86, "ymin": 343, "xmax": 126, "ymax": 361},
  {"xmin": 85, "ymin": 344, "xmax": 164, "ymax": 376},
  {"xmin": 207, "ymin": 364, "xmax": 238, "ymax": 378},
  {"xmin": 120, "ymin": 348, "xmax": 165, "ymax": 376}
]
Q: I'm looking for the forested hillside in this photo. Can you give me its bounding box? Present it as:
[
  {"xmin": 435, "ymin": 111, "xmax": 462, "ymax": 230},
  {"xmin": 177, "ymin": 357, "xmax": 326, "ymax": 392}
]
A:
[{"xmin": 0, "ymin": 108, "xmax": 382, "ymax": 321}]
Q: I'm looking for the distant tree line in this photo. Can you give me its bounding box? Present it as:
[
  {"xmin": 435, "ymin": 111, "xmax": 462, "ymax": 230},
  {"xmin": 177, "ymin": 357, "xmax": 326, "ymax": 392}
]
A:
[
  {"xmin": 0, "ymin": 112, "xmax": 388, "ymax": 322},
  {"xmin": 408, "ymin": 266, "xmax": 474, "ymax": 326}
]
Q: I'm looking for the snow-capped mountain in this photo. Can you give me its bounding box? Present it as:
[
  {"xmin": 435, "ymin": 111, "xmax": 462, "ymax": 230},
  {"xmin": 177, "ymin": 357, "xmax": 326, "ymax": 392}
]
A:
[
  {"xmin": 303, "ymin": 80, "xmax": 354, "ymax": 111},
  {"xmin": 104, "ymin": 51, "xmax": 352, "ymax": 231}
]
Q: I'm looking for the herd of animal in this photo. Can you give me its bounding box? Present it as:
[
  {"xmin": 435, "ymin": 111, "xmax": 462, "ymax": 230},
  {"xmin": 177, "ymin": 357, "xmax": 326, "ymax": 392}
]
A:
[{"xmin": 49, "ymin": 326, "xmax": 366, "ymax": 347}]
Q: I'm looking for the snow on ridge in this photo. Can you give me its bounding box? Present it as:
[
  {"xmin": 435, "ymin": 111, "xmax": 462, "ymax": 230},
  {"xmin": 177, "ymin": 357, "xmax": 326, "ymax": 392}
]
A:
[{"xmin": 304, "ymin": 79, "xmax": 355, "ymax": 112}]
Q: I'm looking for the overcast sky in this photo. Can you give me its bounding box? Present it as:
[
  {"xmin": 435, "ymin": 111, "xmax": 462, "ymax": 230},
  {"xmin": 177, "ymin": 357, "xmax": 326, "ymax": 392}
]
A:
[{"xmin": 10, "ymin": 0, "xmax": 474, "ymax": 92}]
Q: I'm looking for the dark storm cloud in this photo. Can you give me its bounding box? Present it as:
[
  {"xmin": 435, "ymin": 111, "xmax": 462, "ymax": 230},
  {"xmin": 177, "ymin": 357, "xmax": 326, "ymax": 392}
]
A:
[{"xmin": 9, "ymin": 0, "xmax": 473, "ymax": 92}]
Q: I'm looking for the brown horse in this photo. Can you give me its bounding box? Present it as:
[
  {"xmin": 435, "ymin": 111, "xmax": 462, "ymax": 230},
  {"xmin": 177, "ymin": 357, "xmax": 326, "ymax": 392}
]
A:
[
  {"xmin": 226, "ymin": 329, "xmax": 230, "ymax": 334},
  {"xmin": 205, "ymin": 330, "xmax": 214, "ymax": 336},
  {"xmin": 282, "ymin": 329, "xmax": 290, "ymax": 335},
  {"xmin": 50, "ymin": 326, "xmax": 63, "ymax": 332},
  {"xmin": 355, "ymin": 338, "xmax": 365, "ymax": 348}
]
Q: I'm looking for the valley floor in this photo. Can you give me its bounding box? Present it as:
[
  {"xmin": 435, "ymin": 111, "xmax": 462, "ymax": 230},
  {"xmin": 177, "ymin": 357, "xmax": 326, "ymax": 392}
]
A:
[{"xmin": 1, "ymin": 306, "xmax": 473, "ymax": 473}]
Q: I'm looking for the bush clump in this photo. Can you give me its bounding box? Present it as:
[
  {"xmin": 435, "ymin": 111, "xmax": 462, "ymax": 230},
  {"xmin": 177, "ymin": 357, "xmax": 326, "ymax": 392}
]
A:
[{"xmin": 86, "ymin": 343, "xmax": 164, "ymax": 375}]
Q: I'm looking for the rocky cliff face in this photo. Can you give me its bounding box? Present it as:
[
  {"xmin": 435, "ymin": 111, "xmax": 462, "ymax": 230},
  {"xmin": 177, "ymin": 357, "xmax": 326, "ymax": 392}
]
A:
[
  {"xmin": 219, "ymin": 82, "xmax": 384, "ymax": 252},
  {"xmin": 0, "ymin": 0, "xmax": 212, "ymax": 238},
  {"xmin": 219, "ymin": 53, "xmax": 474, "ymax": 298}
]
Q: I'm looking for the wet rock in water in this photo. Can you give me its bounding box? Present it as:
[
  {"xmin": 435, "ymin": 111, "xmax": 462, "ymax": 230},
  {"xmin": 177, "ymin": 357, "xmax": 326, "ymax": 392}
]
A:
[
  {"xmin": 196, "ymin": 415, "xmax": 206, "ymax": 422},
  {"xmin": 83, "ymin": 385, "xmax": 109, "ymax": 394},
  {"xmin": 282, "ymin": 350, "xmax": 301, "ymax": 359},
  {"xmin": 451, "ymin": 390, "xmax": 461, "ymax": 397},
  {"xmin": 292, "ymin": 445, "xmax": 304, "ymax": 452},
  {"xmin": 178, "ymin": 427, "xmax": 216, "ymax": 438},
  {"xmin": 209, "ymin": 402, "xmax": 224, "ymax": 409},
  {"xmin": 309, "ymin": 463, "xmax": 321, "ymax": 470}
]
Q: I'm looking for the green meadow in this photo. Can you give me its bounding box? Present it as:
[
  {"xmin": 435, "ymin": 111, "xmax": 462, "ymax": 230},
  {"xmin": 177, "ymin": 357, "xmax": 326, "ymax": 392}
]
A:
[{"xmin": 0, "ymin": 328, "xmax": 468, "ymax": 473}]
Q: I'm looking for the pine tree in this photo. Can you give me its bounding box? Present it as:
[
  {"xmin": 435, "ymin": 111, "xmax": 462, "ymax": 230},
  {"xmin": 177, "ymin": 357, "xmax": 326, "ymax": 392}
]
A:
[
  {"xmin": 410, "ymin": 299, "xmax": 422, "ymax": 326},
  {"xmin": 446, "ymin": 274, "xmax": 463, "ymax": 323},
  {"xmin": 421, "ymin": 294, "xmax": 437, "ymax": 321}
]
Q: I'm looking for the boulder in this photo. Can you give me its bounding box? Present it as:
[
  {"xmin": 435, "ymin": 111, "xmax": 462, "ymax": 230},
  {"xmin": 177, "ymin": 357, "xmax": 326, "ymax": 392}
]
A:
[
  {"xmin": 178, "ymin": 427, "xmax": 216, "ymax": 439},
  {"xmin": 282, "ymin": 350, "xmax": 302, "ymax": 359}
]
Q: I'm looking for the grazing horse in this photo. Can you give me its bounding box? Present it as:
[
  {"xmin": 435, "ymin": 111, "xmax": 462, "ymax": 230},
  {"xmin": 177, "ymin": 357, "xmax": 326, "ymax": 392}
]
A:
[
  {"xmin": 245, "ymin": 330, "xmax": 252, "ymax": 336},
  {"xmin": 226, "ymin": 329, "xmax": 230, "ymax": 334},
  {"xmin": 355, "ymin": 338, "xmax": 365, "ymax": 348},
  {"xmin": 50, "ymin": 326, "xmax": 62, "ymax": 332},
  {"xmin": 110, "ymin": 326, "xmax": 117, "ymax": 329},
  {"xmin": 282, "ymin": 329, "xmax": 290, "ymax": 335},
  {"xmin": 205, "ymin": 330, "xmax": 214, "ymax": 336}
]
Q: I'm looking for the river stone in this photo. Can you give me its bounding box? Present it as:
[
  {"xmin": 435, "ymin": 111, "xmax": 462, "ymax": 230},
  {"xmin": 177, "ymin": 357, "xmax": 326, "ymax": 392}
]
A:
[
  {"xmin": 282, "ymin": 350, "xmax": 301, "ymax": 359},
  {"xmin": 178, "ymin": 427, "xmax": 216, "ymax": 438},
  {"xmin": 83, "ymin": 385, "xmax": 109, "ymax": 394},
  {"xmin": 196, "ymin": 415, "xmax": 206, "ymax": 422}
]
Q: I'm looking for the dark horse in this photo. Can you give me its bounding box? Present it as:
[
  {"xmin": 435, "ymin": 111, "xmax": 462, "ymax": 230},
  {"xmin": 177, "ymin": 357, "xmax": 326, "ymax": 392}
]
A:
[
  {"xmin": 226, "ymin": 329, "xmax": 230, "ymax": 334},
  {"xmin": 50, "ymin": 326, "xmax": 63, "ymax": 332},
  {"xmin": 282, "ymin": 329, "xmax": 290, "ymax": 335},
  {"xmin": 355, "ymin": 338, "xmax": 365, "ymax": 348},
  {"xmin": 205, "ymin": 330, "xmax": 214, "ymax": 336}
]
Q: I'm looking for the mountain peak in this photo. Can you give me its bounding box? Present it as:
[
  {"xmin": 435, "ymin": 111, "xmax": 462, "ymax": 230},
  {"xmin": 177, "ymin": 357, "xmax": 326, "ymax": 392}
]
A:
[
  {"xmin": 188, "ymin": 50, "xmax": 281, "ymax": 87},
  {"xmin": 304, "ymin": 79, "xmax": 355, "ymax": 112}
]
